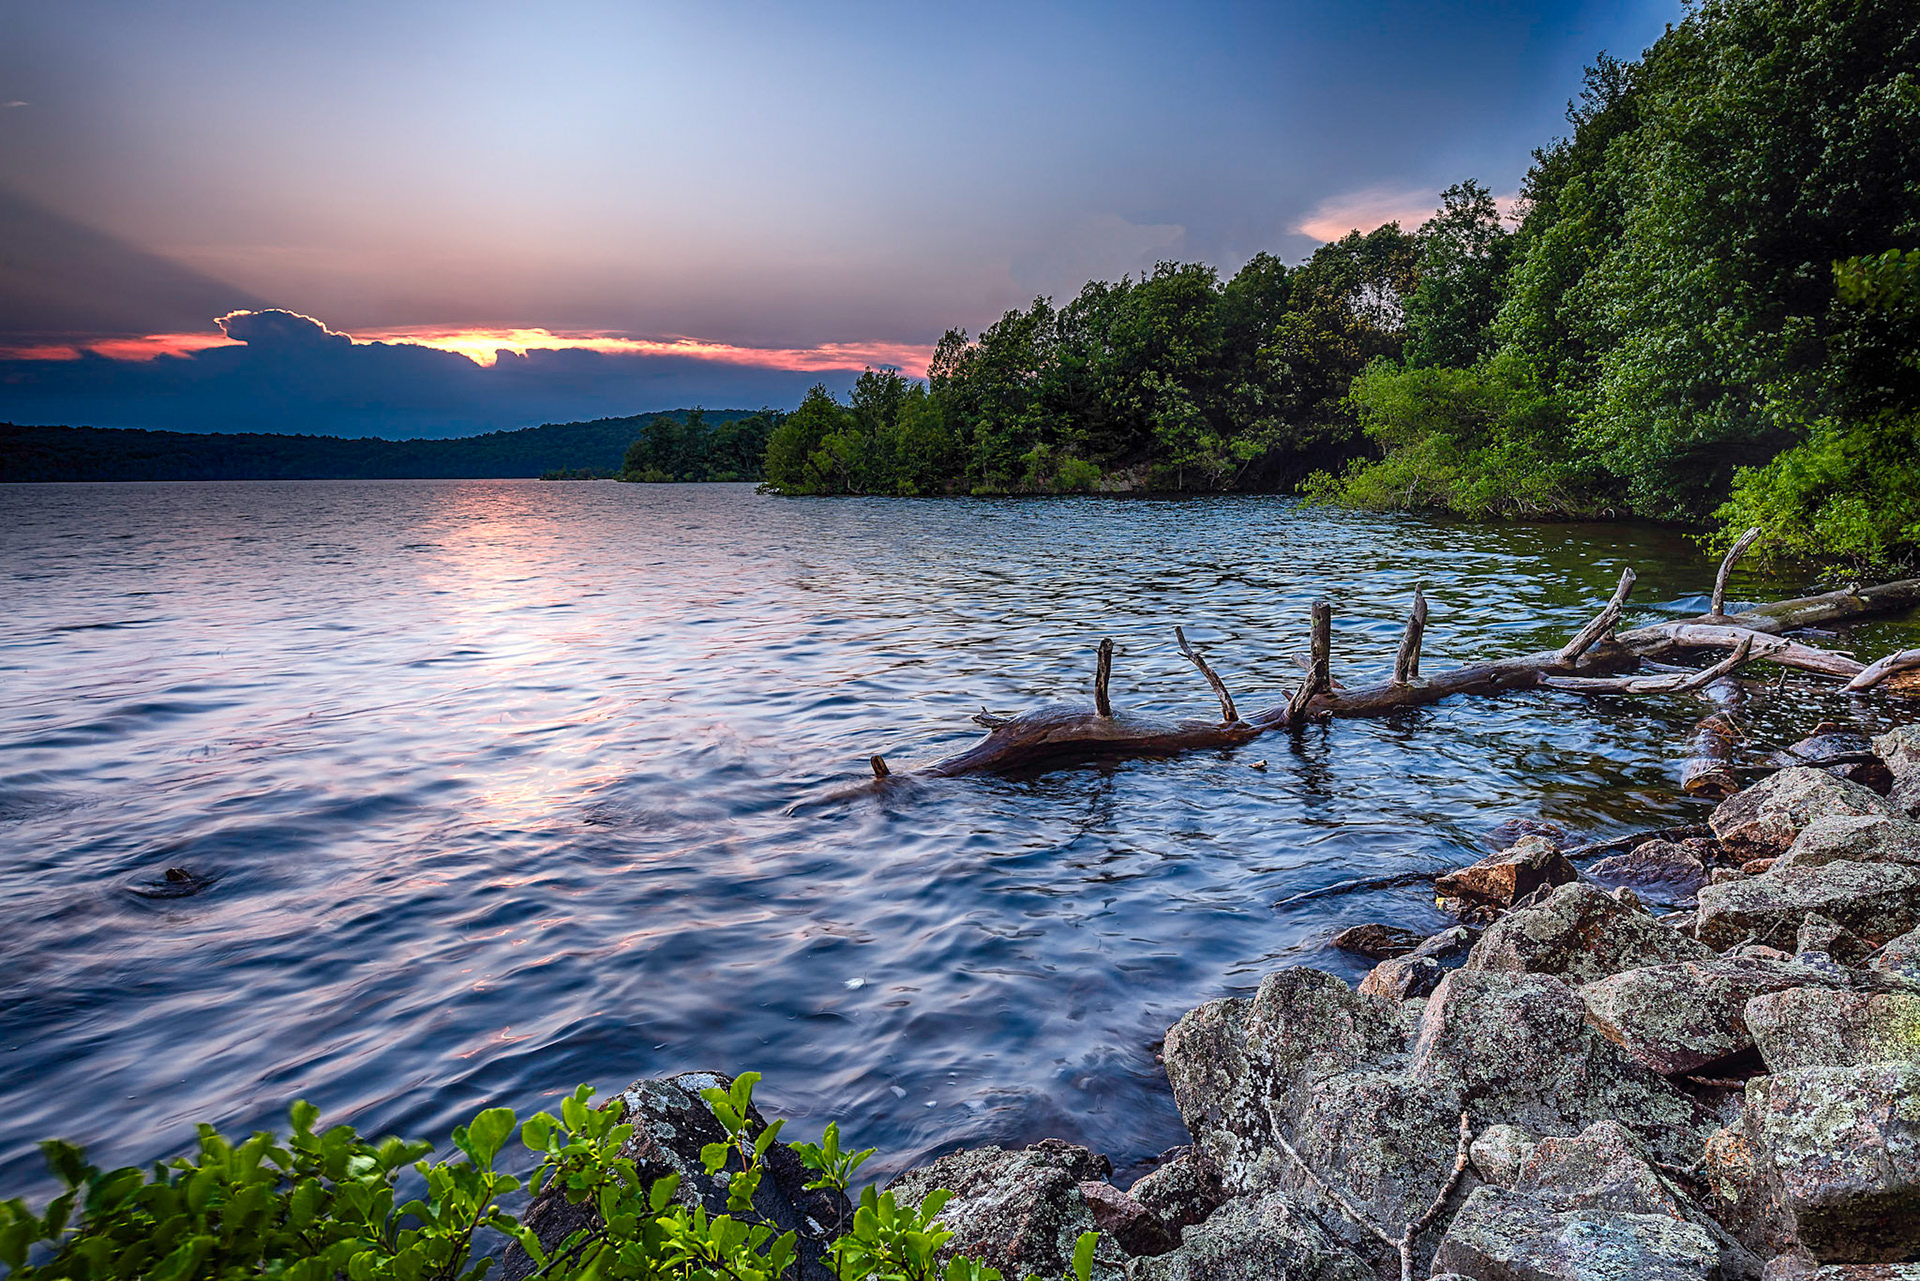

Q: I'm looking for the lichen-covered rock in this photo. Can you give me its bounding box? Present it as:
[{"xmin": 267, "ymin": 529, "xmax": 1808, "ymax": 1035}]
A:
[
  {"xmin": 1793, "ymin": 913, "xmax": 1873, "ymax": 965},
  {"xmin": 1872, "ymin": 927, "xmax": 1920, "ymax": 982},
  {"xmin": 1579, "ymin": 957, "xmax": 1855, "ymax": 1076},
  {"xmin": 887, "ymin": 1140, "xmax": 1120, "ymax": 1279},
  {"xmin": 1774, "ymin": 815, "xmax": 1920, "ymax": 874},
  {"xmin": 1434, "ymin": 835, "xmax": 1578, "ymax": 907},
  {"xmin": 1432, "ymin": 1185, "xmax": 1724, "ymax": 1281},
  {"xmin": 1471, "ymin": 1123, "xmax": 1537, "ymax": 1187},
  {"xmin": 1807, "ymin": 1268, "xmax": 1920, "ymax": 1280},
  {"xmin": 1462, "ymin": 882, "xmax": 1713, "ymax": 985},
  {"xmin": 1127, "ymin": 1148, "xmax": 1225, "ymax": 1238},
  {"xmin": 1745, "ymin": 986, "xmax": 1920, "ymax": 1072},
  {"xmin": 1744, "ymin": 1062, "xmax": 1920, "ymax": 1262},
  {"xmin": 1162, "ymin": 966, "xmax": 1707, "ymax": 1254},
  {"xmin": 1161, "ymin": 969, "xmax": 1401, "ymax": 1197},
  {"xmin": 1510, "ymin": 1120, "xmax": 1761, "ymax": 1278},
  {"xmin": 1079, "ymin": 1181, "xmax": 1176, "ymax": 1258},
  {"xmin": 1695, "ymin": 861, "xmax": 1920, "ymax": 950},
  {"xmin": 1701, "ymin": 1125, "xmax": 1796, "ymax": 1262},
  {"xmin": 1711, "ymin": 768, "xmax": 1897, "ymax": 855},
  {"xmin": 503, "ymin": 1073, "xmax": 848, "ymax": 1281},
  {"xmin": 1409, "ymin": 924, "xmax": 1479, "ymax": 961},
  {"xmin": 1123, "ymin": 1192, "xmax": 1370, "ymax": 1281},
  {"xmin": 1874, "ymin": 724, "xmax": 1920, "ymax": 818},
  {"xmin": 1328, "ymin": 923, "xmax": 1423, "ymax": 959},
  {"xmin": 1587, "ymin": 840, "xmax": 1713, "ymax": 900},
  {"xmin": 1402, "ymin": 971, "xmax": 1705, "ymax": 1164},
  {"xmin": 1357, "ymin": 954, "xmax": 1442, "ymax": 1000}
]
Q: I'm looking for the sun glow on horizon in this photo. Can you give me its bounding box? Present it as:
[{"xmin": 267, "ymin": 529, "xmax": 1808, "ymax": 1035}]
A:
[{"xmin": 0, "ymin": 324, "xmax": 934, "ymax": 378}]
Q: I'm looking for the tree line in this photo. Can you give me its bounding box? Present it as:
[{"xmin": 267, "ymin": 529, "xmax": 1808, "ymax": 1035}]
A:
[{"xmin": 756, "ymin": 0, "xmax": 1919, "ymax": 568}]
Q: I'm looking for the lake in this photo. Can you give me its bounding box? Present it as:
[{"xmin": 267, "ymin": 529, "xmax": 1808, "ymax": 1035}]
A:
[{"xmin": 3, "ymin": 480, "xmax": 1916, "ymax": 1196}]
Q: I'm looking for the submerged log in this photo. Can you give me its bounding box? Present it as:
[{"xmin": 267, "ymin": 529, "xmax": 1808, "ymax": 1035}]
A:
[
  {"xmin": 921, "ymin": 630, "xmax": 1257, "ymax": 777},
  {"xmin": 895, "ymin": 570, "xmax": 1920, "ymax": 778}
]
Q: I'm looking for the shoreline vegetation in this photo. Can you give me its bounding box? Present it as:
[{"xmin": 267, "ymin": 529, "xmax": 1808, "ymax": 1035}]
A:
[{"xmin": 9, "ymin": 711, "xmax": 1920, "ymax": 1277}]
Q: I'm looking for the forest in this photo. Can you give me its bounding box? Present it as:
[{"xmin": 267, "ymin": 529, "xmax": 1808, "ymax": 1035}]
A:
[{"xmin": 759, "ymin": 0, "xmax": 1920, "ymax": 569}]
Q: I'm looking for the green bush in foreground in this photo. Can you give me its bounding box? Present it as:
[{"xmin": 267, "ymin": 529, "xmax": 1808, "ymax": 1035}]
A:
[{"xmin": 0, "ymin": 1074, "xmax": 1094, "ymax": 1281}]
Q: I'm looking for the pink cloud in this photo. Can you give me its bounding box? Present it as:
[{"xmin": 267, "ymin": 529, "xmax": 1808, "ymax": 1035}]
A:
[{"xmin": 1298, "ymin": 187, "xmax": 1521, "ymax": 242}]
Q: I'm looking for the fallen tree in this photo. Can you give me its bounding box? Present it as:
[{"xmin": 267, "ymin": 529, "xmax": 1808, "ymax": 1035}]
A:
[{"xmin": 876, "ymin": 531, "xmax": 1920, "ymax": 779}]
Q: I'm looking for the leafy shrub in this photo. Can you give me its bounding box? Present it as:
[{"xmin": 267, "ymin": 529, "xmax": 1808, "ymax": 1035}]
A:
[
  {"xmin": 0, "ymin": 1074, "xmax": 1095, "ymax": 1281},
  {"xmin": 1302, "ymin": 355, "xmax": 1612, "ymax": 518}
]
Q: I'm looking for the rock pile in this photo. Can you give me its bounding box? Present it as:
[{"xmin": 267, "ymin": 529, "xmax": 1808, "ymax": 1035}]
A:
[{"xmin": 886, "ymin": 721, "xmax": 1920, "ymax": 1278}]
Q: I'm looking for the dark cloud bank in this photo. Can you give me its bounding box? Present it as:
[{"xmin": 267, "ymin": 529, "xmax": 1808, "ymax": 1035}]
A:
[{"xmin": 1, "ymin": 310, "xmax": 858, "ymax": 438}]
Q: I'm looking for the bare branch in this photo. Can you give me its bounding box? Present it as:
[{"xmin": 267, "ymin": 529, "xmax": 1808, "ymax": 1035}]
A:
[
  {"xmin": 1287, "ymin": 600, "xmax": 1333, "ymax": 719},
  {"xmin": 1393, "ymin": 586, "xmax": 1427, "ymax": 685},
  {"xmin": 1848, "ymin": 646, "xmax": 1920, "ymax": 692},
  {"xmin": 870, "ymin": 755, "xmax": 890, "ymax": 779},
  {"xmin": 1634, "ymin": 622, "xmax": 1863, "ymax": 680},
  {"xmin": 1175, "ymin": 626, "xmax": 1238, "ymax": 723},
  {"xmin": 972, "ymin": 707, "xmax": 1010, "ymax": 729},
  {"xmin": 1543, "ymin": 634, "xmax": 1758, "ymax": 694},
  {"xmin": 1557, "ymin": 567, "xmax": 1637, "ymax": 664},
  {"xmin": 1397, "ymin": 1112, "xmax": 1474, "ymax": 1281},
  {"xmin": 1710, "ymin": 526, "xmax": 1761, "ymax": 618},
  {"xmin": 1094, "ymin": 638, "xmax": 1114, "ymax": 718}
]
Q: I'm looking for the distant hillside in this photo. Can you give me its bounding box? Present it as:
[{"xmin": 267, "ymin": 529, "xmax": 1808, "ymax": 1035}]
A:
[{"xmin": 0, "ymin": 412, "xmax": 758, "ymax": 482}]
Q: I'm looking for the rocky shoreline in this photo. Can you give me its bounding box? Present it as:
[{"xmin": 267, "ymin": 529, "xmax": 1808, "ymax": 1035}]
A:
[{"xmin": 511, "ymin": 721, "xmax": 1920, "ymax": 1281}]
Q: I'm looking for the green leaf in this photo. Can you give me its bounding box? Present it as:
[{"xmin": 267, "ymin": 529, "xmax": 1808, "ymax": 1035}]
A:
[
  {"xmin": 1071, "ymin": 1230, "xmax": 1098, "ymax": 1281},
  {"xmin": 465, "ymin": 1108, "xmax": 517, "ymax": 1167}
]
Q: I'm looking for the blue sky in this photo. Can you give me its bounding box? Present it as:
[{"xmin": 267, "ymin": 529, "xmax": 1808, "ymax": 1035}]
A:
[{"xmin": 0, "ymin": 0, "xmax": 1683, "ymax": 435}]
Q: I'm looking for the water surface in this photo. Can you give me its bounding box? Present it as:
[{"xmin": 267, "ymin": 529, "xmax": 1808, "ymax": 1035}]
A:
[{"xmin": 3, "ymin": 481, "xmax": 1916, "ymax": 1195}]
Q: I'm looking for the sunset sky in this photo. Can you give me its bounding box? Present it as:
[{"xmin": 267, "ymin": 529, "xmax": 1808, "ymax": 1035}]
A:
[{"xmin": 1, "ymin": 0, "xmax": 1681, "ymax": 437}]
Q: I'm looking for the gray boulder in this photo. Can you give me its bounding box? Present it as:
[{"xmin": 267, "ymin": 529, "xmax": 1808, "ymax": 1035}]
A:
[
  {"xmin": 1409, "ymin": 925, "xmax": 1479, "ymax": 961},
  {"xmin": 1774, "ymin": 815, "xmax": 1920, "ymax": 873},
  {"xmin": 1700, "ymin": 1124, "xmax": 1796, "ymax": 1263},
  {"xmin": 1123, "ymin": 1192, "xmax": 1370, "ymax": 1281},
  {"xmin": 1874, "ymin": 724, "xmax": 1920, "ymax": 817},
  {"xmin": 1470, "ymin": 1124, "xmax": 1537, "ymax": 1187},
  {"xmin": 1160, "ymin": 967, "xmax": 1707, "ymax": 1255},
  {"xmin": 1127, "ymin": 1148, "xmax": 1226, "ymax": 1239},
  {"xmin": 1694, "ymin": 861, "xmax": 1920, "ymax": 950},
  {"xmin": 1710, "ymin": 769, "xmax": 1895, "ymax": 855},
  {"xmin": 1579, "ymin": 956, "xmax": 1862, "ymax": 1076},
  {"xmin": 1743, "ymin": 1062, "xmax": 1920, "ymax": 1262},
  {"xmin": 1586, "ymin": 839, "xmax": 1713, "ymax": 900},
  {"xmin": 1434, "ymin": 836, "xmax": 1577, "ymax": 907},
  {"xmin": 1357, "ymin": 955, "xmax": 1443, "ymax": 1000},
  {"xmin": 1745, "ymin": 986, "xmax": 1920, "ymax": 1072},
  {"xmin": 1432, "ymin": 1185, "xmax": 1724, "ymax": 1281},
  {"xmin": 503, "ymin": 1073, "xmax": 848, "ymax": 1281},
  {"xmin": 886, "ymin": 1139, "xmax": 1120, "ymax": 1280},
  {"xmin": 1461, "ymin": 882, "xmax": 1713, "ymax": 985},
  {"xmin": 1794, "ymin": 914, "xmax": 1873, "ymax": 966},
  {"xmin": 1872, "ymin": 926, "xmax": 1920, "ymax": 981},
  {"xmin": 1510, "ymin": 1120, "xmax": 1761, "ymax": 1278}
]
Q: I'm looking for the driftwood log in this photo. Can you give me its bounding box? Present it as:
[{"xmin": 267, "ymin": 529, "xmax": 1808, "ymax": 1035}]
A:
[{"xmin": 877, "ymin": 529, "xmax": 1920, "ymax": 778}]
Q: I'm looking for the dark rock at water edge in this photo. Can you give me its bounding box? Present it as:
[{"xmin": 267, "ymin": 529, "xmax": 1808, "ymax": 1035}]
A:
[{"xmin": 503, "ymin": 1072, "xmax": 849, "ymax": 1281}]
